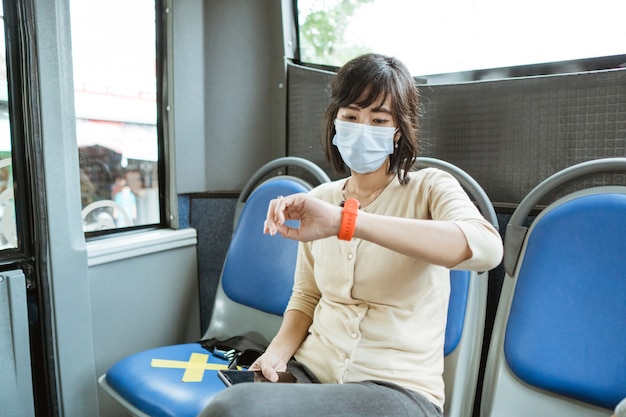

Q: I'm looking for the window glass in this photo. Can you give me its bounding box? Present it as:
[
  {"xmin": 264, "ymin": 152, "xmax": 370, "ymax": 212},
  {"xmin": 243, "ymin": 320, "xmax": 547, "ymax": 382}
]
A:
[
  {"xmin": 70, "ymin": 0, "xmax": 160, "ymax": 232},
  {"xmin": 0, "ymin": 2, "xmax": 18, "ymax": 250},
  {"xmin": 297, "ymin": 0, "xmax": 626, "ymax": 77}
]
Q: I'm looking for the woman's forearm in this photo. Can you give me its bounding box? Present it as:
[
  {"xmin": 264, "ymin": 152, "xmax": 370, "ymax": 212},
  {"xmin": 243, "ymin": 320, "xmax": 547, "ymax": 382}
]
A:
[
  {"xmin": 265, "ymin": 309, "xmax": 312, "ymax": 363},
  {"xmin": 354, "ymin": 211, "xmax": 472, "ymax": 268}
]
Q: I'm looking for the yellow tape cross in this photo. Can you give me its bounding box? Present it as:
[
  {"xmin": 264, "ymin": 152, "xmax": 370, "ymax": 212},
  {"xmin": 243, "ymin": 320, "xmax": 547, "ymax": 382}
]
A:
[{"xmin": 151, "ymin": 352, "xmax": 230, "ymax": 382}]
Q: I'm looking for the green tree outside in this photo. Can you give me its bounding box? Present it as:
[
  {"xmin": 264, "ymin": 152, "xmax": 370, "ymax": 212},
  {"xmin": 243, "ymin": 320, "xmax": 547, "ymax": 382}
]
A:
[{"xmin": 298, "ymin": 0, "xmax": 374, "ymax": 67}]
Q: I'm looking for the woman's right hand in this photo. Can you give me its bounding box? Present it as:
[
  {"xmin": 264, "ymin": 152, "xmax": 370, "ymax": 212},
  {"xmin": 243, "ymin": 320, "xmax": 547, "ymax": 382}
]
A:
[
  {"xmin": 248, "ymin": 351, "xmax": 288, "ymax": 382},
  {"xmin": 264, "ymin": 193, "xmax": 342, "ymax": 242}
]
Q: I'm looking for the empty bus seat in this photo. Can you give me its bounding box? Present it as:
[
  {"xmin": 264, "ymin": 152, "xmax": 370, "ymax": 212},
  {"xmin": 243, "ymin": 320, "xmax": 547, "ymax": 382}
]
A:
[
  {"xmin": 98, "ymin": 157, "xmax": 330, "ymax": 417},
  {"xmin": 480, "ymin": 157, "xmax": 626, "ymax": 417},
  {"xmin": 98, "ymin": 157, "xmax": 497, "ymax": 417}
]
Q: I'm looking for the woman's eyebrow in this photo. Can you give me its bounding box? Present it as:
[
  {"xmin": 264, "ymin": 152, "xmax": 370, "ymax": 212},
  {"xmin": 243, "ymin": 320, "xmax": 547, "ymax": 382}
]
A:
[
  {"xmin": 371, "ymin": 105, "xmax": 392, "ymax": 114},
  {"xmin": 345, "ymin": 104, "xmax": 392, "ymax": 114}
]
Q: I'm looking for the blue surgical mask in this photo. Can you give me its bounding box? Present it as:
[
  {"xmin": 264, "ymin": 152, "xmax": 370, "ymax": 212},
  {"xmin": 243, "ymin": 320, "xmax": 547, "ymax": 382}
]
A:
[{"xmin": 332, "ymin": 119, "xmax": 396, "ymax": 174}]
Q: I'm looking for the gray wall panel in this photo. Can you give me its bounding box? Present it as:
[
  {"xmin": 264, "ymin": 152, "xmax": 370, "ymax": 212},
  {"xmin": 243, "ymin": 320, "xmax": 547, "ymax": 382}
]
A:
[
  {"xmin": 419, "ymin": 69, "xmax": 626, "ymax": 207},
  {"xmin": 0, "ymin": 271, "xmax": 35, "ymax": 417}
]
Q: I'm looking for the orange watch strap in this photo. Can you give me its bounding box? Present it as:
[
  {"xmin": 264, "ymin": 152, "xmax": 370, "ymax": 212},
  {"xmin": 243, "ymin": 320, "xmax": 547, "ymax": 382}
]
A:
[{"xmin": 338, "ymin": 198, "xmax": 359, "ymax": 241}]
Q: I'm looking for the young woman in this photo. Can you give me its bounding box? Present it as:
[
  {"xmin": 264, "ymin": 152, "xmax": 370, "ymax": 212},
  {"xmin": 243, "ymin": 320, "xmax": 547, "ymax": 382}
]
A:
[{"xmin": 201, "ymin": 53, "xmax": 503, "ymax": 417}]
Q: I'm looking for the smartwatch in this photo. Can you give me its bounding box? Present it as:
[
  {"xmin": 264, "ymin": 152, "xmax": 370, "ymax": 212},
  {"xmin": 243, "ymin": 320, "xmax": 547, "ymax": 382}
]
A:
[{"xmin": 338, "ymin": 198, "xmax": 359, "ymax": 241}]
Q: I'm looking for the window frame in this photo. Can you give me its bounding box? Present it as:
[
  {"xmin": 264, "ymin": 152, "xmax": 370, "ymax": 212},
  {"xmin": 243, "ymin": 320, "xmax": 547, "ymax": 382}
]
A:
[{"xmin": 0, "ymin": 0, "xmax": 36, "ymax": 267}]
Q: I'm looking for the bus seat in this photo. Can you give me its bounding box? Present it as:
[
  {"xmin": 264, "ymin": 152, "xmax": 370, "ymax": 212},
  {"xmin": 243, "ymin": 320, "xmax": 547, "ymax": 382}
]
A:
[
  {"xmin": 97, "ymin": 157, "xmax": 330, "ymax": 417},
  {"xmin": 98, "ymin": 157, "xmax": 496, "ymax": 417},
  {"xmin": 415, "ymin": 158, "xmax": 499, "ymax": 417},
  {"xmin": 480, "ymin": 157, "xmax": 626, "ymax": 417}
]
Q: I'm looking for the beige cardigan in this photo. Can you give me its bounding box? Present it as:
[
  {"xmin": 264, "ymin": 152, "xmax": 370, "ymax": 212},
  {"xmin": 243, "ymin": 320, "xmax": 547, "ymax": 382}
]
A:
[{"xmin": 286, "ymin": 168, "xmax": 503, "ymax": 409}]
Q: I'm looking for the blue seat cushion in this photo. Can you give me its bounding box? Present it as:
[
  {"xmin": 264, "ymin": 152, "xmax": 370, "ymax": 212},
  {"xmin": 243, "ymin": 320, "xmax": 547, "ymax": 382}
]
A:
[
  {"xmin": 504, "ymin": 193, "xmax": 626, "ymax": 409},
  {"xmin": 106, "ymin": 343, "xmax": 230, "ymax": 417}
]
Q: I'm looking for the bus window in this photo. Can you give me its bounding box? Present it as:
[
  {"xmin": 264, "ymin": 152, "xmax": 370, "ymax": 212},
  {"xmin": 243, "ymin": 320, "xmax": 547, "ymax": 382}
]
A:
[
  {"xmin": 0, "ymin": 3, "xmax": 17, "ymax": 250},
  {"xmin": 70, "ymin": 0, "xmax": 162, "ymax": 233},
  {"xmin": 296, "ymin": 0, "xmax": 626, "ymax": 79}
]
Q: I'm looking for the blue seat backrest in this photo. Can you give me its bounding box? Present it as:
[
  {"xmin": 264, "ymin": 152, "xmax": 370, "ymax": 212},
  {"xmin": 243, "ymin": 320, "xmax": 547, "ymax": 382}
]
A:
[
  {"xmin": 503, "ymin": 192, "xmax": 626, "ymax": 409},
  {"xmin": 221, "ymin": 178, "xmax": 309, "ymax": 316},
  {"xmin": 445, "ymin": 269, "xmax": 471, "ymax": 356}
]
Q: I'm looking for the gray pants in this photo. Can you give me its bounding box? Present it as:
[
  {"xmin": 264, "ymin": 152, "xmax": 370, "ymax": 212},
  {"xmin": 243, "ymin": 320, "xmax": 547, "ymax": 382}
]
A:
[{"xmin": 200, "ymin": 362, "xmax": 442, "ymax": 417}]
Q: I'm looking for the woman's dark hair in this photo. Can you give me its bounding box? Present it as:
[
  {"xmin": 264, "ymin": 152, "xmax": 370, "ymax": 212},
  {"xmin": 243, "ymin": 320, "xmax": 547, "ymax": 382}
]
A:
[{"xmin": 321, "ymin": 53, "xmax": 420, "ymax": 185}]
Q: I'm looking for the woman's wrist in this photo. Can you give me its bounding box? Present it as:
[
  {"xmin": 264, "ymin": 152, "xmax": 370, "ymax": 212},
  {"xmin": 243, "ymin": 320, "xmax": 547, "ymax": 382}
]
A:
[{"xmin": 264, "ymin": 341, "xmax": 294, "ymax": 364}]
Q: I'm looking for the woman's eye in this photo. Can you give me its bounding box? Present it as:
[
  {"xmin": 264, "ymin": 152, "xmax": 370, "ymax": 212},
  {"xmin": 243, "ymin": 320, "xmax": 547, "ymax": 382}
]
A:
[{"xmin": 341, "ymin": 114, "xmax": 357, "ymax": 121}]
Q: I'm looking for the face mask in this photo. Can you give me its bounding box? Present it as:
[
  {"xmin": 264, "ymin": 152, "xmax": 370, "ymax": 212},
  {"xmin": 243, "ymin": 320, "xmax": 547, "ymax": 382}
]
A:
[{"xmin": 332, "ymin": 119, "xmax": 396, "ymax": 174}]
